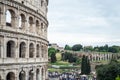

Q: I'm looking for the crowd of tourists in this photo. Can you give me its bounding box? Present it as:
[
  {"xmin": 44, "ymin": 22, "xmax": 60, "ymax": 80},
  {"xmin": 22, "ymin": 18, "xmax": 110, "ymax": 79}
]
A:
[{"xmin": 48, "ymin": 71, "xmax": 96, "ymax": 80}]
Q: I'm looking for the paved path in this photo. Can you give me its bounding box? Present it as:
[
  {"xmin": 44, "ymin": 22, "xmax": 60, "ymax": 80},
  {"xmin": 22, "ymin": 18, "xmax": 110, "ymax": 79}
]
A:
[{"xmin": 49, "ymin": 78, "xmax": 59, "ymax": 80}]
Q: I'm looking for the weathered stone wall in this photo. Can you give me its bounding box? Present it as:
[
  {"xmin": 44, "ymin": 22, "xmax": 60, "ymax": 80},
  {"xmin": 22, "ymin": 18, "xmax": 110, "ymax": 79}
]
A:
[{"xmin": 0, "ymin": 0, "xmax": 49, "ymax": 80}]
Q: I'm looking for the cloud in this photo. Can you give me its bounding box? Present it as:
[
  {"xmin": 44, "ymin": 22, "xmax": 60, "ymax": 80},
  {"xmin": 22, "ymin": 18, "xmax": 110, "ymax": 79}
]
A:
[{"xmin": 48, "ymin": 0, "xmax": 120, "ymax": 46}]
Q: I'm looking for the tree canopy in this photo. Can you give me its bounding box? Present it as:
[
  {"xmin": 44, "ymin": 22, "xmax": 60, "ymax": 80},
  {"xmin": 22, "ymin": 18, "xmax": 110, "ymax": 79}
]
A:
[
  {"xmin": 96, "ymin": 59, "xmax": 120, "ymax": 80},
  {"xmin": 72, "ymin": 44, "xmax": 83, "ymax": 51}
]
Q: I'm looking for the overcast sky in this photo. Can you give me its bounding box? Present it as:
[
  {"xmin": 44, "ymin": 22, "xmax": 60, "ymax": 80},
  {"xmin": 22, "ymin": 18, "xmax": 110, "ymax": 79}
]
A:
[{"xmin": 48, "ymin": 0, "xmax": 120, "ymax": 47}]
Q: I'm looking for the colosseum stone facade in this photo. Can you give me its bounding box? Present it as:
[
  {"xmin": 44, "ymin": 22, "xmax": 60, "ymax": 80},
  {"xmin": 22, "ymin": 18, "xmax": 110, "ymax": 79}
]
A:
[{"xmin": 0, "ymin": 0, "xmax": 49, "ymax": 80}]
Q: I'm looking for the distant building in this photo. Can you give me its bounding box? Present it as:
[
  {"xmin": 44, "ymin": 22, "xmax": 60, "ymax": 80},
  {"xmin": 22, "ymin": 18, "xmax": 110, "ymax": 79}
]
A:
[{"xmin": 49, "ymin": 43, "xmax": 64, "ymax": 52}]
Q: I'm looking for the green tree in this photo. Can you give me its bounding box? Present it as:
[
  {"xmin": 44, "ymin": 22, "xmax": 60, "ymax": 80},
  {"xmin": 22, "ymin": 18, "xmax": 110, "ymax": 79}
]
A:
[
  {"xmin": 84, "ymin": 46, "xmax": 93, "ymax": 52},
  {"xmin": 108, "ymin": 46, "xmax": 120, "ymax": 53},
  {"xmin": 72, "ymin": 44, "xmax": 83, "ymax": 51},
  {"xmin": 48, "ymin": 47, "xmax": 57, "ymax": 63},
  {"xmin": 81, "ymin": 55, "xmax": 91, "ymax": 75},
  {"xmin": 50, "ymin": 52, "xmax": 57, "ymax": 63},
  {"xmin": 96, "ymin": 59, "xmax": 120, "ymax": 80},
  {"xmin": 64, "ymin": 44, "xmax": 71, "ymax": 50},
  {"xmin": 48, "ymin": 47, "xmax": 56, "ymax": 57}
]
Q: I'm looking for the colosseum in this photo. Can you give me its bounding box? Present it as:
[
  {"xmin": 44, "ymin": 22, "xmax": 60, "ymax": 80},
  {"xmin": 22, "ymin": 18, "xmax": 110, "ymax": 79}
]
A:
[{"xmin": 0, "ymin": 0, "xmax": 49, "ymax": 80}]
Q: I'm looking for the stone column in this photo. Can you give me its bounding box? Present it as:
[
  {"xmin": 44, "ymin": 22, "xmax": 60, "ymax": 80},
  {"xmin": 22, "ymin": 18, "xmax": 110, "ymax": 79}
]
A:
[
  {"xmin": 11, "ymin": 15, "xmax": 17, "ymax": 29},
  {"xmin": 32, "ymin": 22, "xmax": 35, "ymax": 34},
  {"xmin": 26, "ymin": 40, "xmax": 30, "ymax": 59},
  {"xmin": 0, "ymin": 4, "xmax": 6, "ymax": 28},
  {"xmin": 26, "ymin": 16, "xmax": 29, "ymax": 33},
  {"xmin": 25, "ymin": 68, "xmax": 29, "ymax": 80},
  {"xmin": 39, "ymin": 67, "xmax": 42, "ymax": 80},
  {"xmin": 3, "ymin": 36, "xmax": 6, "ymax": 58},
  {"xmin": 33, "ymin": 68, "xmax": 36, "ymax": 80},
  {"xmin": 16, "ymin": 38, "xmax": 20, "ymax": 59},
  {"xmin": 34, "ymin": 43, "xmax": 36, "ymax": 59},
  {"xmin": 45, "ymin": 65, "xmax": 48, "ymax": 80},
  {"xmin": 40, "ymin": 44, "xmax": 42, "ymax": 60},
  {"xmin": 0, "ymin": 37, "xmax": 4, "ymax": 58},
  {"xmin": 38, "ymin": 24, "xmax": 41, "ymax": 35}
]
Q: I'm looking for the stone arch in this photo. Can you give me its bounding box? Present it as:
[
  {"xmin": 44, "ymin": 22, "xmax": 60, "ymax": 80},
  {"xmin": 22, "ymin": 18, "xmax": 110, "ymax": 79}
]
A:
[
  {"xmin": 29, "ymin": 69, "xmax": 34, "ymax": 80},
  {"xmin": 29, "ymin": 16, "xmax": 34, "ymax": 32},
  {"xmin": 36, "ymin": 68, "xmax": 40, "ymax": 80},
  {"xmin": 6, "ymin": 72, "xmax": 15, "ymax": 80},
  {"xmin": 36, "ymin": 20, "xmax": 39, "ymax": 34},
  {"xmin": 6, "ymin": 40, "xmax": 15, "ymax": 58},
  {"xmin": 19, "ymin": 70, "xmax": 26, "ymax": 80},
  {"xmin": 19, "ymin": 42, "xmax": 26, "ymax": 58},
  {"xmin": 19, "ymin": 13, "xmax": 26, "ymax": 29},
  {"xmin": 29, "ymin": 43, "xmax": 34, "ymax": 58},
  {"xmin": 36, "ymin": 44, "xmax": 40, "ymax": 58},
  {"xmin": 6, "ymin": 9, "xmax": 15, "ymax": 27}
]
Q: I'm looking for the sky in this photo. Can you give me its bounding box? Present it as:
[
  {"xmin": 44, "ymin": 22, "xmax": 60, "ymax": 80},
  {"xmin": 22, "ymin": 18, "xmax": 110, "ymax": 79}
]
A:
[{"xmin": 48, "ymin": 0, "xmax": 120, "ymax": 47}]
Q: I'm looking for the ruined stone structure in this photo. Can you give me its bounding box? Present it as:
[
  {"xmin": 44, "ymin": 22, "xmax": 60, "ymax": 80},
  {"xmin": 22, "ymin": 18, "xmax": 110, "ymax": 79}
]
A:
[
  {"xmin": 64, "ymin": 50, "xmax": 119, "ymax": 61},
  {"xmin": 0, "ymin": 0, "xmax": 49, "ymax": 80}
]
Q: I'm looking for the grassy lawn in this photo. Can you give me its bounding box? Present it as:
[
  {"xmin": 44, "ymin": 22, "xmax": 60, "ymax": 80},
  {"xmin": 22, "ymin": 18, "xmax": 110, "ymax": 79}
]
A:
[
  {"xmin": 50, "ymin": 61, "xmax": 70, "ymax": 66},
  {"xmin": 48, "ymin": 53, "xmax": 80, "ymax": 73}
]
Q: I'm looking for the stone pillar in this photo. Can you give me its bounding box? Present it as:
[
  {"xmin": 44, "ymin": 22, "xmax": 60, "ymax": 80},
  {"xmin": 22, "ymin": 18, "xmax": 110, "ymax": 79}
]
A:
[
  {"xmin": 11, "ymin": 15, "xmax": 17, "ymax": 29},
  {"xmin": 39, "ymin": 68, "xmax": 42, "ymax": 80},
  {"xmin": 23, "ymin": 19, "xmax": 27, "ymax": 31},
  {"xmin": 32, "ymin": 22, "xmax": 35, "ymax": 34},
  {"xmin": 40, "ymin": 44, "xmax": 42, "ymax": 60},
  {"xmin": 25, "ymin": 68, "xmax": 29, "ymax": 80},
  {"xmin": 0, "ymin": 4, "xmax": 6, "ymax": 28},
  {"xmin": 33, "ymin": 68, "xmax": 36, "ymax": 80},
  {"xmin": 0, "ymin": 37, "xmax": 4, "ymax": 58},
  {"xmin": 3, "ymin": 36, "xmax": 6, "ymax": 58},
  {"xmin": 45, "ymin": 65, "xmax": 48, "ymax": 80},
  {"xmin": 26, "ymin": 16, "xmax": 29, "ymax": 33},
  {"xmin": 34, "ymin": 43, "xmax": 36, "ymax": 59},
  {"xmin": 38, "ymin": 24, "xmax": 41, "ymax": 35},
  {"xmin": 26, "ymin": 40, "xmax": 30, "ymax": 59},
  {"xmin": 16, "ymin": 38, "xmax": 20, "ymax": 59}
]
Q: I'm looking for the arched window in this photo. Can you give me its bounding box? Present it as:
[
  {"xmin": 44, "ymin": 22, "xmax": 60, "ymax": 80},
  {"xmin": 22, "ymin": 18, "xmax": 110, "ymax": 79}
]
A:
[
  {"xmin": 7, "ymin": 41, "xmax": 15, "ymax": 58},
  {"xmin": 6, "ymin": 72, "xmax": 15, "ymax": 80},
  {"xmin": 19, "ymin": 42, "xmax": 26, "ymax": 58},
  {"xmin": 41, "ymin": 23, "xmax": 44, "ymax": 35},
  {"xmin": 6, "ymin": 9, "xmax": 15, "ymax": 27},
  {"xmin": 36, "ymin": 20, "xmax": 39, "ymax": 34},
  {"xmin": 36, "ymin": 44, "xmax": 40, "ymax": 57},
  {"xmin": 19, "ymin": 14, "xmax": 25, "ymax": 29},
  {"xmin": 19, "ymin": 70, "xmax": 26, "ymax": 80},
  {"xmin": 29, "ymin": 17, "xmax": 33, "ymax": 32},
  {"xmin": 29, "ymin": 43, "xmax": 34, "ymax": 58}
]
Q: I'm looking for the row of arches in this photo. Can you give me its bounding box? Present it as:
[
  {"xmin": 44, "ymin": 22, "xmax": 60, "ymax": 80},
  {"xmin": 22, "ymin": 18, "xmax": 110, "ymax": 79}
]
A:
[
  {"xmin": 6, "ymin": 40, "xmax": 47, "ymax": 58},
  {"xmin": 4, "ymin": 68, "xmax": 45, "ymax": 80},
  {"xmin": 5, "ymin": 9, "xmax": 46, "ymax": 34},
  {"xmin": 0, "ymin": 5, "xmax": 47, "ymax": 36}
]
